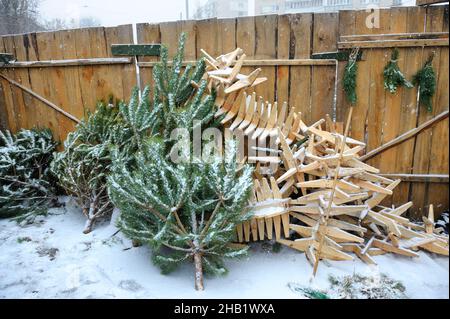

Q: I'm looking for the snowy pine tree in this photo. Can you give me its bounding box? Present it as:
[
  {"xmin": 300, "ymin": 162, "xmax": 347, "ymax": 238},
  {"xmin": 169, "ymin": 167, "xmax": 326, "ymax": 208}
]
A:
[
  {"xmin": 51, "ymin": 104, "xmax": 132, "ymax": 233},
  {"xmin": 108, "ymin": 33, "xmax": 254, "ymax": 290},
  {"xmin": 109, "ymin": 140, "xmax": 253, "ymax": 290},
  {"xmin": 0, "ymin": 128, "xmax": 57, "ymax": 222}
]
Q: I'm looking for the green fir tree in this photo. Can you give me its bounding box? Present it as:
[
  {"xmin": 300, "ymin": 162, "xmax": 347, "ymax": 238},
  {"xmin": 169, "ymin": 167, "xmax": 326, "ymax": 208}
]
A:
[
  {"xmin": 108, "ymin": 33, "xmax": 254, "ymax": 290},
  {"xmin": 0, "ymin": 128, "xmax": 57, "ymax": 222},
  {"xmin": 51, "ymin": 104, "xmax": 132, "ymax": 233}
]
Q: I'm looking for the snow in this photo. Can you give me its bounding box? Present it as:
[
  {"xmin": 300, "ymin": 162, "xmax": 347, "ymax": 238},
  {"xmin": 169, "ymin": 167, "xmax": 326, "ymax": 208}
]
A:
[{"xmin": 0, "ymin": 197, "xmax": 448, "ymax": 299}]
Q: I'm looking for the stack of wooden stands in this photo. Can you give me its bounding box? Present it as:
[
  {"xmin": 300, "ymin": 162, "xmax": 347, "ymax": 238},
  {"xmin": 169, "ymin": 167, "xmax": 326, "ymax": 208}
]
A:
[
  {"xmin": 251, "ymin": 117, "xmax": 449, "ymax": 266},
  {"xmin": 201, "ymin": 48, "xmax": 449, "ymax": 269},
  {"xmin": 202, "ymin": 49, "xmax": 302, "ymax": 143}
]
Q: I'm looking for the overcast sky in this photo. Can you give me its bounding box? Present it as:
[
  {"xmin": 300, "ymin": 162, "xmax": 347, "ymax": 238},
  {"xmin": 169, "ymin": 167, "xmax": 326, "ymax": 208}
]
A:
[{"xmin": 39, "ymin": 0, "xmax": 256, "ymax": 26}]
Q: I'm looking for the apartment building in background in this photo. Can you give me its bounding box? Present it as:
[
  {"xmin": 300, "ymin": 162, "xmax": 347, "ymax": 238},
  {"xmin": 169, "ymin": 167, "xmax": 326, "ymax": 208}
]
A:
[
  {"xmin": 193, "ymin": 0, "xmax": 249, "ymax": 19},
  {"xmin": 255, "ymin": 0, "xmax": 404, "ymax": 15}
]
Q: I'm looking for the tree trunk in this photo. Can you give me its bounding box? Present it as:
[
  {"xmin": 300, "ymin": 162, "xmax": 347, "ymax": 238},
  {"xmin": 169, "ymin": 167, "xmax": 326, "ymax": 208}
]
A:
[
  {"xmin": 193, "ymin": 252, "xmax": 204, "ymax": 291},
  {"xmin": 83, "ymin": 218, "xmax": 94, "ymax": 234}
]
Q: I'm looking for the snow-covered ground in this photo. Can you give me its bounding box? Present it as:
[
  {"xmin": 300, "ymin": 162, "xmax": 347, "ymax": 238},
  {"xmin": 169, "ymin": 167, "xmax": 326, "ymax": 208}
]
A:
[{"xmin": 0, "ymin": 197, "xmax": 448, "ymax": 299}]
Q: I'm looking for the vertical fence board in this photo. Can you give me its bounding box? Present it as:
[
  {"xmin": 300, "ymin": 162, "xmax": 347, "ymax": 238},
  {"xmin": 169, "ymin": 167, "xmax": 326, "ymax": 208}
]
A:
[
  {"xmin": 365, "ymin": 9, "xmax": 391, "ymax": 172},
  {"xmin": 218, "ymin": 18, "xmax": 237, "ymax": 54},
  {"xmin": 75, "ymin": 28, "xmax": 97, "ymax": 114},
  {"xmin": 410, "ymin": 5, "xmax": 446, "ymax": 218},
  {"xmin": 350, "ymin": 10, "xmax": 371, "ymax": 143},
  {"xmin": 236, "ymin": 15, "xmax": 256, "ymax": 97},
  {"xmin": 392, "ymin": 6, "xmax": 426, "ymax": 208},
  {"xmin": 377, "ymin": 8, "xmax": 409, "ymax": 207},
  {"xmin": 0, "ymin": 36, "xmax": 16, "ymax": 132},
  {"xmin": 336, "ymin": 10, "xmax": 356, "ymax": 123},
  {"xmin": 3, "ymin": 36, "xmax": 26, "ymax": 131},
  {"xmin": 59, "ymin": 29, "xmax": 84, "ymax": 122},
  {"xmin": 288, "ymin": 13, "xmax": 312, "ymax": 122},
  {"xmin": 21, "ymin": 33, "xmax": 47, "ymax": 133},
  {"xmin": 136, "ymin": 23, "xmax": 161, "ymax": 90},
  {"xmin": 160, "ymin": 21, "xmax": 180, "ymax": 59},
  {"xmin": 311, "ymin": 12, "xmax": 338, "ymax": 123},
  {"xmin": 276, "ymin": 15, "xmax": 290, "ymax": 106},
  {"xmin": 254, "ymin": 15, "xmax": 277, "ymax": 103},
  {"xmin": 425, "ymin": 5, "xmax": 449, "ymax": 217},
  {"xmin": 0, "ymin": 37, "xmax": 8, "ymax": 130}
]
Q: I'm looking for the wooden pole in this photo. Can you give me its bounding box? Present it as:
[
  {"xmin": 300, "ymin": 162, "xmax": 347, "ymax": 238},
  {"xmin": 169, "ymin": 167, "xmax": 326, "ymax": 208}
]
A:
[
  {"xmin": 360, "ymin": 110, "xmax": 448, "ymax": 162},
  {"xmin": 2, "ymin": 57, "xmax": 132, "ymax": 68},
  {"xmin": 0, "ymin": 72, "xmax": 80, "ymax": 124},
  {"xmin": 313, "ymin": 107, "xmax": 353, "ymax": 276}
]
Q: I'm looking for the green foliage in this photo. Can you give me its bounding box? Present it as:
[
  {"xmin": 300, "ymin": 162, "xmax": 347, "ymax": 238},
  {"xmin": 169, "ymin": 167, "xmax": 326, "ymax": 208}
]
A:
[
  {"xmin": 343, "ymin": 55, "xmax": 358, "ymax": 105},
  {"xmin": 51, "ymin": 104, "xmax": 131, "ymax": 233},
  {"xmin": 109, "ymin": 140, "xmax": 253, "ymax": 275},
  {"xmin": 151, "ymin": 33, "xmax": 216, "ymax": 143},
  {"xmin": 0, "ymin": 128, "xmax": 57, "ymax": 222},
  {"xmin": 383, "ymin": 48, "xmax": 413, "ymax": 94},
  {"xmin": 413, "ymin": 54, "xmax": 436, "ymax": 113},
  {"xmin": 288, "ymin": 283, "xmax": 330, "ymax": 299},
  {"xmin": 107, "ymin": 33, "xmax": 254, "ymax": 288}
]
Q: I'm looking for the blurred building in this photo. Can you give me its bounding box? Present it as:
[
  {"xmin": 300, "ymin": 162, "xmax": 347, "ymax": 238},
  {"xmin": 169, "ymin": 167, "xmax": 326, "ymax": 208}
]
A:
[
  {"xmin": 255, "ymin": 0, "xmax": 404, "ymax": 15},
  {"xmin": 193, "ymin": 0, "xmax": 249, "ymax": 19}
]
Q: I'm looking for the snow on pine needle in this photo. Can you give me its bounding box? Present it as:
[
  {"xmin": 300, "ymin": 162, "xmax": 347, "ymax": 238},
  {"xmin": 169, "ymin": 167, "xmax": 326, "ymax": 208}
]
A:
[
  {"xmin": 0, "ymin": 128, "xmax": 58, "ymax": 222},
  {"xmin": 107, "ymin": 33, "xmax": 254, "ymax": 290}
]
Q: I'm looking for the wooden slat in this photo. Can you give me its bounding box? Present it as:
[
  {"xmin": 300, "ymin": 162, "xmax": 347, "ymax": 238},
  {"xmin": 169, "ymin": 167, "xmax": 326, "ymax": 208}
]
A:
[
  {"xmin": 4, "ymin": 57, "xmax": 132, "ymax": 68},
  {"xmin": 0, "ymin": 37, "xmax": 18, "ymax": 132},
  {"xmin": 254, "ymin": 15, "xmax": 277, "ymax": 103},
  {"xmin": 416, "ymin": 0, "xmax": 449, "ymax": 5},
  {"xmin": 136, "ymin": 22, "xmax": 161, "ymax": 91},
  {"xmin": 287, "ymin": 13, "xmax": 313, "ymax": 121},
  {"xmin": 311, "ymin": 12, "xmax": 338, "ymax": 123},
  {"xmin": 114, "ymin": 24, "xmax": 138, "ymax": 100},
  {"xmin": 380, "ymin": 174, "xmax": 449, "ymax": 183},
  {"xmin": 336, "ymin": 9, "xmax": 356, "ymax": 123},
  {"xmin": 365, "ymin": 8, "xmax": 391, "ymax": 173},
  {"xmin": 410, "ymin": 5, "xmax": 447, "ymax": 218},
  {"xmin": 426, "ymin": 5, "xmax": 449, "ymax": 217},
  {"xmin": 2, "ymin": 36, "xmax": 27, "ymax": 132},
  {"xmin": 340, "ymin": 31, "xmax": 449, "ymax": 41},
  {"xmin": 276, "ymin": 15, "xmax": 290, "ymax": 105},
  {"xmin": 138, "ymin": 59, "xmax": 336, "ymax": 67},
  {"xmin": 378, "ymin": 7, "xmax": 409, "ymax": 208},
  {"xmin": 392, "ymin": 6, "xmax": 427, "ymax": 207},
  {"xmin": 338, "ymin": 38, "xmax": 448, "ymax": 49}
]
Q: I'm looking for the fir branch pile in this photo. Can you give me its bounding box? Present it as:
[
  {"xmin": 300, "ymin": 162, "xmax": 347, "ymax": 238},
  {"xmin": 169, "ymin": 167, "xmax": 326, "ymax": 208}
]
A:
[
  {"xmin": 0, "ymin": 128, "xmax": 58, "ymax": 222},
  {"xmin": 383, "ymin": 48, "xmax": 413, "ymax": 94},
  {"xmin": 413, "ymin": 53, "xmax": 436, "ymax": 113},
  {"xmin": 108, "ymin": 33, "xmax": 254, "ymax": 290},
  {"xmin": 51, "ymin": 104, "xmax": 133, "ymax": 233}
]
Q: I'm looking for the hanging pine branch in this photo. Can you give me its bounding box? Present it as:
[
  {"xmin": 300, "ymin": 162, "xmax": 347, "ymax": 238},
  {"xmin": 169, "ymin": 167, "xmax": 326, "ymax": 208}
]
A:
[
  {"xmin": 0, "ymin": 129, "xmax": 58, "ymax": 222},
  {"xmin": 107, "ymin": 33, "xmax": 254, "ymax": 291},
  {"xmin": 383, "ymin": 48, "xmax": 413, "ymax": 94},
  {"xmin": 343, "ymin": 48, "xmax": 359, "ymax": 105},
  {"xmin": 413, "ymin": 52, "xmax": 436, "ymax": 113}
]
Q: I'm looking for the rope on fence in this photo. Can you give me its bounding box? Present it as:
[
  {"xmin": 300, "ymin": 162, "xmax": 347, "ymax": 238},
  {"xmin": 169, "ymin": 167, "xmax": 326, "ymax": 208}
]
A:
[{"xmin": 0, "ymin": 72, "xmax": 81, "ymax": 124}]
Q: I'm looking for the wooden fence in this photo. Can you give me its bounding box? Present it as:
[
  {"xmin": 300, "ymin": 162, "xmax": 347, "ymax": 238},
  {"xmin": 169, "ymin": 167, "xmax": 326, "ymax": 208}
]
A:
[{"xmin": 0, "ymin": 5, "xmax": 448, "ymax": 218}]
